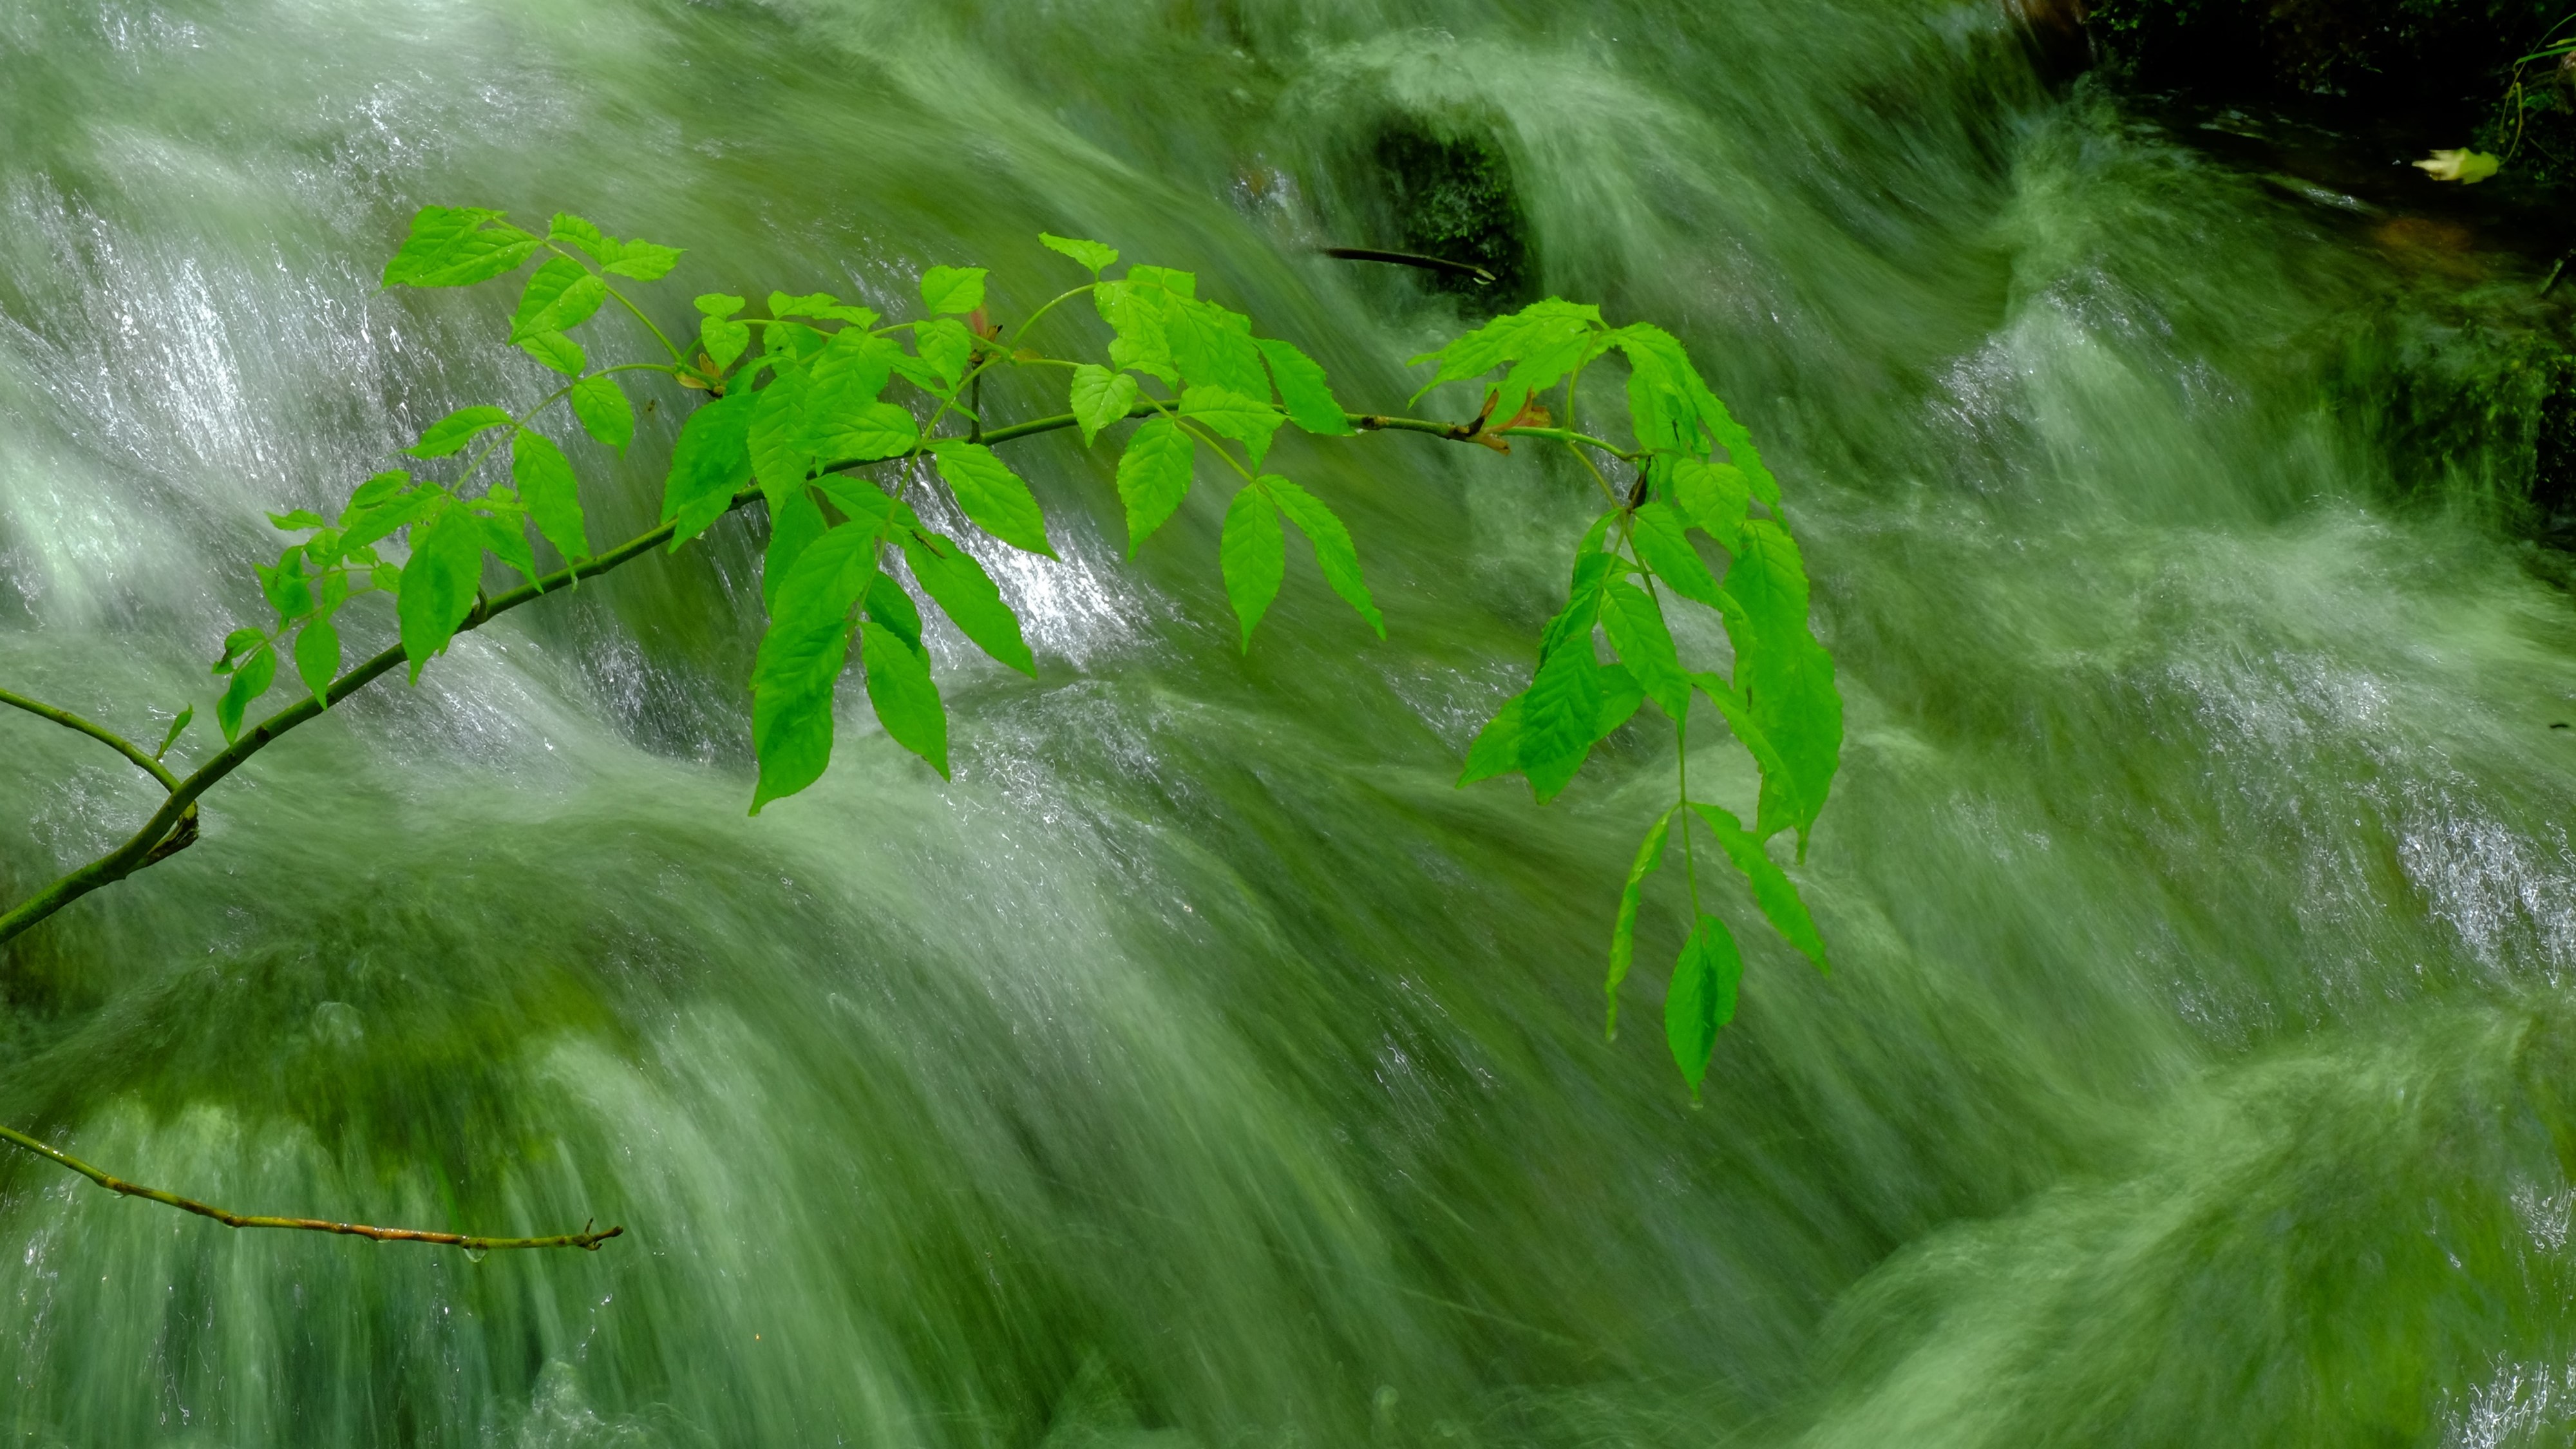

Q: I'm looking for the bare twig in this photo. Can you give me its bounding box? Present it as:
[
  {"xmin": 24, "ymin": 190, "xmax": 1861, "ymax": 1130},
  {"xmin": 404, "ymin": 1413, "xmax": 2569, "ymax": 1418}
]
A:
[{"xmin": 0, "ymin": 1122, "xmax": 621, "ymax": 1250}]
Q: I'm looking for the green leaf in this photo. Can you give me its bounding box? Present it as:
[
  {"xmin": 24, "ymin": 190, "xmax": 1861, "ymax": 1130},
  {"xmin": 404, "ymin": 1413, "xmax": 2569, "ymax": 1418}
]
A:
[
  {"xmin": 696, "ymin": 294, "xmax": 746, "ymax": 317},
  {"xmin": 751, "ymin": 520, "xmax": 884, "ymax": 813},
  {"xmin": 479, "ymin": 506, "xmax": 538, "ymax": 589},
  {"xmin": 903, "ymin": 529, "xmax": 1036, "ymax": 676},
  {"xmin": 1607, "ymin": 806, "xmax": 1677, "ymax": 1041},
  {"xmin": 1721, "ymin": 519, "xmax": 1841, "ymax": 847},
  {"xmin": 547, "ymin": 213, "xmax": 611, "ymax": 254},
  {"xmin": 1600, "ymin": 579, "xmax": 1689, "ymax": 720},
  {"xmin": 216, "ymin": 645, "xmax": 276, "ymax": 742},
  {"xmin": 1459, "ymin": 694, "xmax": 1526, "ymax": 786},
  {"xmin": 1168, "ymin": 299, "xmax": 1269, "ymax": 400},
  {"xmin": 405, "ymin": 406, "xmax": 514, "ymax": 459},
  {"xmin": 214, "ymin": 627, "xmax": 265, "ymax": 674},
  {"xmin": 1665, "ymin": 915, "xmax": 1743, "ymax": 1097},
  {"xmin": 569, "ymin": 375, "xmax": 634, "ymax": 453},
  {"xmin": 810, "ymin": 329, "xmax": 902, "ymax": 403},
  {"xmin": 1039, "ymin": 233, "xmax": 1119, "ymax": 274},
  {"xmin": 1113, "ymin": 415, "xmax": 1195, "ymax": 553},
  {"xmin": 381, "ymin": 206, "xmax": 540, "ymax": 289},
  {"xmin": 862, "ymin": 618, "xmax": 949, "ymax": 777},
  {"xmin": 770, "ymin": 291, "xmax": 876, "ymax": 325},
  {"xmin": 701, "ymin": 315, "xmax": 751, "ymax": 373},
  {"xmin": 511, "ymin": 428, "xmax": 586, "ymax": 564},
  {"xmin": 1256, "ymin": 337, "xmax": 1355, "ymax": 437},
  {"xmin": 762, "ymin": 486, "xmax": 828, "ymax": 611},
  {"xmin": 267, "ymin": 509, "xmax": 327, "ymax": 532},
  {"xmin": 865, "ymin": 569, "xmax": 923, "ymax": 652},
  {"xmin": 919, "ymin": 266, "xmax": 988, "ymax": 316},
  {"xmin": 1095, "ymin": 279, "xmax": 1178, "ymax": 384},
  {"xmin": 1406, "ymin": 299, "xmax": 1602, "ymax": 398},
  {"xmin": 1220, "ymin": 486, "xmax": 1285, "ymax": 651},
  {"xmin": 813, "ymin": 402, "xmax": 918, "ymax": 466},
  {"xmin": 340, "ymin": 486, "xmax": 440, "ymax": 556},
  {"xmin": 153, "ymin": 706, "xmax": 193, "ymax": 760},
  {"xmin": 518, "ymin": 330, "xmax": 586, "ymax": 376},
  {"xmin": 1521, "ymin": 630, "xmax": 1606, "ymax": 803},
  {"xmin": 347, "ymin": 470, "xmax": 409, "ymax": 512},
  {"xmin": 1264, "ymin": 477, "xmax": 1383, "ymax": 637},
  {"xmin": 1687, "ymin": 802, "xmax": 1828, "ymax": 972},
  {"xmin": 1664, "ymin": 456, "xmax": 1748, "ymax": 550},
  {"xmin": 662, "ymin": 392, "xmax": 758, "ymax": 547},
  {"xmin": 394, "ymin": 503, "xmax": 482, "ymax": 682},
  {"xmin": 1069, "ymin": 363, "xmax": 1141, "ymax": 447},
  {"xmin": 1628, "ymin": 502, "xmax": 1721, "ymax": 608},
  {"xmin": 1611, "ymin": 323, "xmax": 1777, "ymax": 504},
  {"xmin": 930, "ymin": 440, "xmax": 1054, "ymax": 558},
  {"xmin": 1179, "ymin": 386, "xmax": 1284, "ymax": 466},
  {"xmin": 601, "ymin": 240, "xmax": 681, "ymax": 281},
  {"xmin": 509, "ymin": 256, "xmax": 607, "ymax": 343},
  {"xmin": 294, "ymin": 616, "xmax": 341, "ymax": 700},
  {"xmin": 915, "ymin": 317, "xmax": 974, "ymax": 388},
  {"xmin": 748, "ymin": 366, "xmax": 818, "ymax": 502}
]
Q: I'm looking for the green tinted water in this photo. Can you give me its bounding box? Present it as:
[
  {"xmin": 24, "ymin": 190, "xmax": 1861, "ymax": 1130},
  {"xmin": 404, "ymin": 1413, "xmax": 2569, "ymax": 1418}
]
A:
[{"xmin": 4, "ymin": 1, "xmax": 2576, "ymax": 1444}]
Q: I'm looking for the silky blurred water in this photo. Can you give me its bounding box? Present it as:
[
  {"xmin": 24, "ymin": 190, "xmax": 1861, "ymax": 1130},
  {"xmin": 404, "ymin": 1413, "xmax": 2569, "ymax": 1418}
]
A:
[{"xmin": 5, "ymin": 0, "xmax": 2576, "ymax": 1443}]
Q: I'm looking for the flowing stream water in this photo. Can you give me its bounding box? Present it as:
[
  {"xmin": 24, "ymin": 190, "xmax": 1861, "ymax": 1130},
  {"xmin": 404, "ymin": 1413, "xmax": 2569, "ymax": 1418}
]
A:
[{"xmin": 6, "ymin": 0, "xmax": 2576, "ymax": 1443}]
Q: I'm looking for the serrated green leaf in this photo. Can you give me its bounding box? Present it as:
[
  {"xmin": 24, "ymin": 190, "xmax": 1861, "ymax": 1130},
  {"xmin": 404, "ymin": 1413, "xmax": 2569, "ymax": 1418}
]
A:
[
  {"xmin": 381, "ymin": 206, "xmax": 541, "ymax": 289},
  {"xmin": 1666, "ymin": 914, "xmax": 1742, "ymax": 1097},
  {"xmin": 1114, "ymin": 415, "xmax": 1194, "ymax": 553},
  {"xmin": 1265, "ymin": 477, "xmax": 1382, "ymax": 638},
  {"xmin": 1629, "ymin": 501, "xmax": 1722, "ymax": 608},
  {"xmin": 518, "ymin": 330, "xmax": 587, "ymax": 375},
  {"xmin": 762, "ymin": 486, "xmax": 828, "ymax": 612},
  {"xmin": 1406, "ymin": 299, "xmax": 1602, "ymax": 401},
  {"xmin": 1070, "ymin": 363, "xmax": 1140, "ymax": 447},
  {"xmin": 750, "ymin": 518, "xmax": 885, "ymax": 813},
  {"xmin": 601, "ymin": 240, "xmax": 681, "ymax": 281},
  {"xmin": 1600, "ymin": 579, "xmax": 1689, "ymax": 720},
  {"xmin": 930, "ymin": 440, "xmax": 1053, "ymax": 558},
  {"xmin": 1720, "ymin": 519, "xmax": 1841, "ymax": 847},
  {"xmin": 511, "ymin": 428, "xmax": 586, "ymax": 564},
  {"xmin": 347, "ymin": 470, "xmax": 409, "ymax": 512},
  {"xmin": 814, "ymin": 402, "xmax": 918, "ymax": 466},
  {"xmin": 479, "ymin": 506, "xmax": 537, "ymax": 588},
  {"xmin": 695, "ymin": 293, "xmax": 746, "ymax": 317},
  {"xmin": 1460, "ymin": 694, "xmax": 1526, "ymax": 786},
  {"xmin": 918, "ymin": 266, "xmax": 987, "ymax": 316},
  {"xmin": 268, "ymin": 509, "xmax": 327, "ymax": 531},
  {"xmin": 1039, "ymin": 233, "xmax": 1119, "ymax": 274},
  {"xmin": 1607, "ymin": 806, "xmax": 1677, "ymax": 1041},
  {"xmin": 700, "ymin": 315, "xmax": 750, "ymax": 373},
  {"xmin": 1179, "ymin": 385, "xmax": 1284, "ymax": 466},
  {"xmin": 1522, "ymin": 631, "xmax": 1606, "ymax": 803},
  {"xmin": 865, "ymin": 570, "xmax": 922, "ymax": 653},
  {"xmin": 214, "ymin": 627, "xmax": 265, "ymax": 674},
  {"xmin": 810, "ymin": 328, "xmax": 902, "ymax": 402},
  {"xmin": 395, "ymin": 502, "xmax": 482, "ymax": 683},
  {"xmin": 862, "ymin": 618, "xmax": 948, "ymax": 777},
  {"xmin": 1611, "ymin": 323, "xmax": 1778, "ymax": 504},
  {"xmin": 217, "ymin": 644, "xmax": 277, "ymax": 742},
  {"xmin": 1687, "ymin": 801, "xmax": 1827, "ymax": 972},
  {"xmin": 915, "ymin": 317, "xmax": 974, "ymax": 388},
  {"xmin": 1130, "ymin": 265, "xmax": 1197, "ymax": 298},
  {"xmin": 1220, "ymin": 486, "xmax": 1285, "ymax": 651},
  {"xmin": 405, "ymin": 406, "xmax": 514, "ymax": 459},
  {"xmin": 548, "ymin": 213, "xmax": 610, "ymax": 254},
  {"xmin": 256, "ymin": 547, "xmax": 308, "ymax": 619},
  {"xmin": 1664, "ymin": 456, "xmax": 1748, "ymax": 550},
  {"xmin": 567, "ymin": 375, "xmax": 634, "ymax": 454},
  {"xmin": 294, "ymin": 616, "xmax": 341, "ymax": 700},
  {"xmin": 1256, "ymin": 337, "xmax": 1355, "ymax": 436},
  {"xmin": 510, "ymin": 256, "xmax": 608, "ymax": 342},
  {"xmin": 1095, "ymin": 279, "xmax": 1177, "ymax": 384},
  {"xmin": 1168, "ymin": 299, "xmax": 1268, "ymax": 399},
  {"xmin": 903, "ymin": 529, "xmax": 1035, "ymax": 676},
  {"xmin": 769, "ymin": 291, "xmax": 875, "ymax": 325},
  {"xmin": 748, "ymin": 366, "xmax": 817, "ymax": 504},
  {"xmin": 341, "ymin": 486, "xmax": 440, "ymax": 556},
  {"xmin": 662, "ymin": 392, "xmax": 757, "ymax": 548}
]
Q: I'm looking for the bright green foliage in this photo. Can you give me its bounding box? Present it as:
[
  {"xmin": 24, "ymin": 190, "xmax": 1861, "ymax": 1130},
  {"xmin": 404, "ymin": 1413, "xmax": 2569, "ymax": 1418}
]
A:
[
  {"xmin": 1220, "ymin": 485, "xmax": 1286, "ymax": 650},
  {"xmin": 1665, "ymin": 916, "xmax": 1743, "ymax": 1097},
  {"xmin": 207, "ymin": 209, "xmax": 1839, "ymax": 1097},
  {"xmin": 1113, "ymin": 416, "xmax": 1194, "ymax": 552}
]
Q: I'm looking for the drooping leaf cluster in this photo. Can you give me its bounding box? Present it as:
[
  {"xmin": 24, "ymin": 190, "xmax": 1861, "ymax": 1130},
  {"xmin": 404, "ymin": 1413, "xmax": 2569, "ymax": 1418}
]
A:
[{"xmin": 203, "ymin": 204, "xmax": 1840, "ymax": 1095}]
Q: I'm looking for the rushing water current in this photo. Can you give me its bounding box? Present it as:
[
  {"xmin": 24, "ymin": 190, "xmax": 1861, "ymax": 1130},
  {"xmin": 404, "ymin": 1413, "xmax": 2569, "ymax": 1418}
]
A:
[{"xmin": 8, "ymin": 0, "xmax": 2576, "ymax": 1443}]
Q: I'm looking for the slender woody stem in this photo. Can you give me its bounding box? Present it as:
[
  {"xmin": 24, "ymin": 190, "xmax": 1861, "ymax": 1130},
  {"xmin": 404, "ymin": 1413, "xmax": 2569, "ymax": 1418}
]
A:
[
  {"xmin": 0, "ymin": 690, "xmax": 181, "ymax": 792},
  {"xmin": 0, "ymin": 1122, "xmax": 620, "ymax": 1250}
]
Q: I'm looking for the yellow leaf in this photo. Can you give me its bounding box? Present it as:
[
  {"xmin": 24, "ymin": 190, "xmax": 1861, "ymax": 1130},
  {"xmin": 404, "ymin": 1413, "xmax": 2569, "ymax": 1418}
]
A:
[{"xmin": 2414, "ymin": 149, "xmax": 2501, "ymax": 184}]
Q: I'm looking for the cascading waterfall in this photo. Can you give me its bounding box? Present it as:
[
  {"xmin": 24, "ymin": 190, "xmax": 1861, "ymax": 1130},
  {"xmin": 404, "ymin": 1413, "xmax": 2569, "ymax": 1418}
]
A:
[{"xmin": 4, "ymin": 0, "xmax": 2575, "ymax": 1443}]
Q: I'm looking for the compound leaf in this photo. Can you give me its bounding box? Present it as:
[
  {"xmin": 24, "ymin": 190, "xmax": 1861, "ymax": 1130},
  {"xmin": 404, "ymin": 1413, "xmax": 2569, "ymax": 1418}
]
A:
[{"xmin": 382, "ymin": 206, "xmax": 540, "ymax": 289}]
